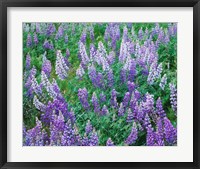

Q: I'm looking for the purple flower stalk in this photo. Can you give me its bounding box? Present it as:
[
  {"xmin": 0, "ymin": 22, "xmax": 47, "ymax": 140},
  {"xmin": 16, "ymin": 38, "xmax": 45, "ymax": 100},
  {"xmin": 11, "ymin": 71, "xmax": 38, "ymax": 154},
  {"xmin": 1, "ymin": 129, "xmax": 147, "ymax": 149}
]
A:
[
  {"xmin": 126, "ymin": 108, "xmax": 134, "ymax": 123},
  {"xmin": 106, "ymin": 138, "xmax": 114, "ymax": 146},
  {"xmin": 125, "ymin": 122, "xmax": 138, "ymax": 145},
  {"xmin": 76, "ymin": 64, "xmax": 85, "ymax": 79},
  {"xmin": 159, "ymin": 74, "xmax": 167, "ymax": 90},
  {"xmin": 91, "ymin": 92, "xmax": 100, "ymax": 113},
  {"xmin": 42, "ymin": 52, "xmax": 52, "ymax": 77},
  {"xmin": 26, "ymin": 33, "xmax": 32, "ymax": 48},
  {"xmin": 85, "ymin": 120, "xmax": 93, "ymax": 135},
  {"xmin": 122, "ymin": 92, "xmax": 131, "ymax": 108},
  {"xmin": 118, "ymin": 102, "xmax": 125, "ymax": 116},
  {"xmin": 110, "ymin": 89, "xmax": 118, "ymax": 109},
  {"xmin": 78, "ymin": 88, "xmax": 90, "ymax": 110},
  {"xmin": 169, "ymin": 83, "xmax": 177, "ymax": 114},
  {"xmin": 100, "ymin": 92, "xmax": 106, "ymax": 103},
  {"xmin": 156, "ymin": 97, "xmax": 166, "ymax": 118},
  {"xmin": 89, "ymin": 129, "xmax": 99, "ymax": 146},
  {"xmin": 164, "ymin": 117, "xmax": 177, "ymax": 145},
  {"xmin": 101, "ymin": 105, "xmax": 109, "ymax": 116},
  {"xmin": 107, "ymin": 69, "xmax": 114, "ymax": 88},
  {"xmin": 25, "ymin": 53, "xmax": 31, "ymax": 70}
]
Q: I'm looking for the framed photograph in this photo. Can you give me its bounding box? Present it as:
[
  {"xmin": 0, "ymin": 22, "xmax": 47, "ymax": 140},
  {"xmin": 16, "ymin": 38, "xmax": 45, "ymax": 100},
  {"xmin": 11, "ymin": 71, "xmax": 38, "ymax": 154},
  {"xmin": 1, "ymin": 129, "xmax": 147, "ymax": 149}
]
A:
[{"xmin": 0, "ymin": 0, "xmax": 199, "ymax": 168}]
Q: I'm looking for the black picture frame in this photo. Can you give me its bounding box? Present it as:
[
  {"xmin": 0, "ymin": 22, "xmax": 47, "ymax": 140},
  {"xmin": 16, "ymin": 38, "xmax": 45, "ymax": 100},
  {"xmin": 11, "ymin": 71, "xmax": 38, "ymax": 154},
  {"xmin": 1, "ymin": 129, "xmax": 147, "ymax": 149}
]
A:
[{"xmin": 0, "ymin": 0, "xmax": 199, "ymax": 168}]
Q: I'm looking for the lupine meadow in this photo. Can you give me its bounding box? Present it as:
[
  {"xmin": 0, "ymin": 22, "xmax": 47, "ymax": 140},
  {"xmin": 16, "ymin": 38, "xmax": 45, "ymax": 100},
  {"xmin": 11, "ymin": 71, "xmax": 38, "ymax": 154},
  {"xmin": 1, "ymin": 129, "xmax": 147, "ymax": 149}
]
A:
[{"xmin": 23, "ymin": 22, "xmax": 177, "ymax": 146}]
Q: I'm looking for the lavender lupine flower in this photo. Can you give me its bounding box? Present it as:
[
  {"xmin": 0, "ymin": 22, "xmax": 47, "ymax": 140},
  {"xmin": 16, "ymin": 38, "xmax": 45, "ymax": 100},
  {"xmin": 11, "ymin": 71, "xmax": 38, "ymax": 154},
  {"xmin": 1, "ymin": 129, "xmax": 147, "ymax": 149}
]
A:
[
  {"xmin": 79, "ymin": 42, "xmax": 90, "ymax": 65},
  {"xmin": 110, "ymin": 89, "xmax": 118, "ymax": 109},
  {"xmin": 134, "ymin": 90, "xmax": 141, "ymax": 100},
  {"xmin": 101, "ymin": 105, "xmax": 109, "ymax": 116},
  {"xmin": 96, "ymin": 72, "xmax": 104, "ymax": 89},
  {"xmin": 146, "ymin": 125, "xmax": 156, "ymax": 146},
  {"xmin": 55, "ymin": 50, "xmax": 69, "ymax": 80},
  {"xmin": 147, "ymin": 62, "xmax": 162, "ymax": 85},
  {"xmin": 46, "ymin": 23, "xmax": 56, "ymax": 37},
  {"xmin": 120, "ymin": 68, "xmax": 127, "ymax": 84},
  {"xmin": 155, "ymin": 117, "xmax": 165, "ymax": 146},
  {"xmin": 143, "ymin": 113, "xmax": 151, "ymax": 129},
  {"xmin": 122, "ymin": 26, "xmax": 128, "ymax": 42},
  {"xmin": 119, "ymin": 40, "xmax": 129, "ymax": 63},
  {"xmin": 80, "ymin": 29, "xmax": 87, "ymax": 43},
  {"xmin": 89, "ymin": 26, "xmax": 95, "ymax": 41},
  {"xmin": 76, "ymin": 64, "xmax": 85, "ymax": 79},
  {"xmin": 89, "ymin": 129, "xmax": 99, "ymax": 146},
  {"xmin": 74, "ymin": 125, "xmax": 82, "ymax": 146},
  {"xmin": 31, "ymin": 75, "xmax": 42, "ymax": 96},
  {"xmin": 24, "ymin": 117, "xmax": 47, "ymax": 146},
  {"xmin": 107, "ymin": 69, "xmax": 114, "ymax": 88},
  {"xmin": 159, "ymin": 74, "xmax": 167, "ymax": 90},
  {"xmin": 85, "ymin": 120, "xmax": 93, "ymax": 135},
  {"xmin": 122, "ymin": 92, "xmax": 131, "ymax": 108},
  {"xmin": 169, "ymin": 83, "xmax": 177, "ymax": 114},
  {"xmin": 138, "ymin": 28, "xmax": 143, "ymax": 40},
  {"xmin": 23, "ymin": 23, "xmax": 30, "ymax": 32},
  {"xmin": 43, "ymin": 39, "xmax": 54, "ymax": 50},
  {"xmin": 42, "ymin": 52, "xmax": 52, "ymax": 77},
  {"xmin": 156, "ymin": 98, "xmax": 166, "ymax": 118},
  {"xmin": 33, "ymin": 32, "xmax": 39, "ymax": 45},
  {"xmin": 61, "ymin": 120, "xmax": 75, "ymax": 146},
  {"xmin": 90, "ymin": 43, "xmax": 96, "ymax": 60},
  {"xmin": 142, "ymin": 93, "xmax": 154, "ymax": 114},
  {"xmin": 64, "ymin": 34, "xmax": 68, "ymax": 44},
  {"xmin": 26, "ymin": 33, "xmax": 32, "ymax": 48},
  {"xmin": 82, "ymin": 134, "xmax": 89, "ymax": 146},
  {"xmin": 125, "ymin": 122, "xmax": 138, "ymax": 145},
  {"xmin": 41, "ymin": 71, "xmax": 57, "ymax": 99},
  {"xmin": 50, "ymin": 112, "xmax": 65, "ymax": 146},
  {"xmin": 106, "ymin": 138, "xmax": 114, "ymax": 146},
  {"xmin": 126, "ymin": 108, "xmax": 134, "ymax": 123},
  {"xmin": 68, "ymin": 109, "xmax": 76, "ymax": 124},
  {"xmin": 91, "ymin": 92, "xmax": 100, "ymax": 113},
  {"xmin": 78, "ymin": 88, "xmax": 90, "ymax": 110},
  {"xmin": 24, "ymin": 66, "xmax": 37, "ymax": 91},
  {"xmin": 35, "ymin": 23, "xmax": 40, "ymax": 33},
  {"xmin": 25, "ymin": 53, "xmax": 31, "ymax": 70},
  {"xmin": 107, "ymin": 51, "xmax": 115, "ymax": 65},
  {"xmin": 88, "ymin": 64, "xmax": 97, "ymax": 87},
  {"xmin": 55, "ymin": 25, "xmax": 64, "ymax": 40},
  {"xmin": 100, "ymin": 92, "xmax": 106, "ymax": 103},
  {"xmin": 118, "ymin": 102, "xmax": 125, "ymax": 116},
  {"xmin": 128, "ymin": 59, "xmax": 136, "ymax": 82},
  {"xmin": 164, "ymin": 117, "xmax": 177, "ymax": 145},
  {"xmin": 33, "ymin": 96, "xmax": 46, "ymax": 112},
  {"xmin": 127, "ymin": 81, "xmax": 135, "ymax": 94}
]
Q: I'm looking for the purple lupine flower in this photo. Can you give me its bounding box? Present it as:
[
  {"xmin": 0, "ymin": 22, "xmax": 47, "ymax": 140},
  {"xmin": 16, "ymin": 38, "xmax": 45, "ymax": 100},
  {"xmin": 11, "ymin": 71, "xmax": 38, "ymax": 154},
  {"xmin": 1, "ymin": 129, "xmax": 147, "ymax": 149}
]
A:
[
  {"xmin": 55, "ymin": 25, "xmax": 64, "ymax": 40},
  {"xmin": 79, "ymin": 42, "xmax": 90, "ymax": 65},
  {"xmin": 74, "ymin": 125, "xmax": 82, "ymax": 146},
  {"xmin": 33, "ymin": 96, "xmax": 46, "ymax": 112},
  {"xmin": 146, "ymin": 125, "xmax": 156, "ymax": 146},
  {"xmin": 89, "ymin": 129, "xmax": 99, "ymax": 146},
  {"xmin": 31, "ymin": 75, "xmax": 42, "ymax": 96},
  {"xmin": 88, "ymin": 64, "xmax": 97, "ymax": 87},
  {"xmin": 155, "ymin": 117, "xmax": 165, "ymax": 146},
  {"xmin": 26, "ymin": 33, "xmax": 32, "ymax": 48},
  {"xmin": 80, "ymin": 29, "xmax": 87, "ymax": 43},
  {"xmin": 55, "ymin": 50, "xmax": 69, "ymax": 80},
  {"xmin": 110, "ymin": 89, "xmax": 118, "ymax": 109},
  {"xmin": 120, "ymin": 68, "xmax": 127, "ymax": 84},
  {"xmin": 119, "ymin": 40, "xmax": 129, "ymax": 63},
  {"xmin": 164, "ymin": 117, "xmax": 177, "ymax": 145},
  {"xmin": 43, "ymin": 39, "xmax": 54, "ymax": 50},
  {"xmin": 50, "ymin": 112, "xmax": 65, "ymax": 146},
  {"xmin": 122, "ymin": 26, "xmax": 128, "ymax": 42},
  {"xmin": 61, "ymin": 120, "xmax": 75, "ymax": 146},
  {"xmin": 100, "ymin": 92, "xmax": 106, "ymax": 103},
  {"xmin": 125, "ymin": 122, "xmax": 138, "ymax": 145},
  {"xmin": 142, "ymin": 93, "xmax": 154, "ymax": 114},
  {"xmin": 106, "ymin": 138, "xmax": 114, "ymax": 146},
  {"xmin": 126, "ymin": 108, "xmax": 134, "ymax": 123},
  {"xmin": 25, "ymin": 53, "xmax": 31, "ymax": 70},
  {"xmin": 122, "ymin": 92, "xmax": 131, "ymax": 108},
  {"xmin": 107, "ymin": 69, "xmax": 114, "ymax": 88},
  {"xmin": 169, "ymin": 83, "xmax": 177, "ymax": 114},
  {"xmin": 138, "ymin": 28, "xmax": 143, "ymax": 40},
  {"xmin": 91, "ymin": 92, "xmax": 100, "ymax": 113},
  {"xmin": 156, "ymin": 98, "xmax": 166, "ymax": 118},
  {"xmin": 24, "ymin": 117, "xmax": 48, "ymax": 146},
  {"xmin": 127, "ymin": 81, "xmax": 135, "ymax": 94},
  {"xmin": 128, "ymin": 59, "xmax": 136, "ymax": 82},
  {"xmin": 85, "ymin": 120, "xmax": 93, "ymax": 135},
  {"xmin": 89, "ymin": 26, "xmax": 95, "ymax": 41},
  {"xmin": 147, "ymin": 61, "xmax": 158, "ymax": 85},
  {"xmin": 33, "ymin": 32, "xmax": 39, "ymax": 45},
  {"xmin": 66, "ymin": 48, "xmax": 70, "ymax": 58},
  {"xmin": 118, "ymin": 102, "xmax": 125, "ymax": 116},
  {"xmin": 96, "ymin": 72, "xmax": 104, "ymax": 89},
  {"xmin": 90, "ymin": 43, "xmax": 96, "ymax": 60},
  {"xmin": 35, "ymin": 23, "xmax": 40, "ymax": 33},
  {"xmin": 78, "ymin": 88, "xmax": 90, "ymax": 110},
  {"xmin": 41, "ymin": 71, "xmax": 58, "ymax": 99},
  {"xmin": 82, "ymin": 133, "xmax": 89, "ymax": 146},
  {"xmin": 68, "ymin": 108, "xmax": 76, "ymax": 124},
  {"xmin": 76, "ymin": 64, "xmax": 85, "ymax": 79},
  {"xmin": 107, "ymin": 51, "xmax": 115, "ymax": 65},
  {"xmin": 101, "ymin": 105, "xmax": 109, "ymax": 116},
  {"xmin": 65, "ymin": 34, "xmax": 68, "ymax": 44},
  {"xmin": 159, "ymin": 74, "xmax": 167, "ymax": 90},
  {"xmin": 46, "ymin": 23, "xmax": 56, "ymax": 37},
  {"xmin": 42, "ymin": 52, "xmax": 52, "ymax": 77},
  {"xmin": 143, "ymin": 113, "xmax": 151, "ymax": 129}
]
